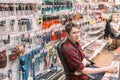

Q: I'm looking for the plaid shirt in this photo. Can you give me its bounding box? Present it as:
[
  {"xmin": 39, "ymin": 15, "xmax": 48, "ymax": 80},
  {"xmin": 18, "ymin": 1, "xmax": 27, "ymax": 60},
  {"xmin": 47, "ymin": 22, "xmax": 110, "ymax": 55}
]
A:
[{"xmin": 62, "ymin": 39, "xmax": 88, "ymax": 80}]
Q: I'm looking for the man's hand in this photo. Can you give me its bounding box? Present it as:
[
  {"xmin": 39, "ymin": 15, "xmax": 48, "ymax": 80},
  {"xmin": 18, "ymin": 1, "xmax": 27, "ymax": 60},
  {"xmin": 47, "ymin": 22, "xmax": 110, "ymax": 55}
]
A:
[
  {"xmin": 107, "ymin": 66, "xmax": 118, "ymax": 73},
  {"xmin": 87, "ymin": 59, "xmax": 95, "ymax": 65},
  {"xmin": 82, "ymin": 58, "xmax": 91, "ymax": 66},
  {"xmin": 74, "ymin": 71, "xmax": 82, "ymax": 76}
]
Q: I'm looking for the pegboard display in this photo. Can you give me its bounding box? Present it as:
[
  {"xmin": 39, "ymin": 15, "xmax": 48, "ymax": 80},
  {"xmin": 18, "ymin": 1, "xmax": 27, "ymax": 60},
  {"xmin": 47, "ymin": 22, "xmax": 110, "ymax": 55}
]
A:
[{"xmin": 0, "ymin": 0, "xmax": 119, "ymax": 80}]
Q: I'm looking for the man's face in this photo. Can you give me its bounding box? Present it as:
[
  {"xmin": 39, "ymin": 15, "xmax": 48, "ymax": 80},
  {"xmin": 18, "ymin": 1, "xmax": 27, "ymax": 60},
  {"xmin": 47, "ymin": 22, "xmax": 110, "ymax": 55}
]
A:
[
  {"xmin": 68, "ymin": 27, "xmax": 80, "ymax": 43},
  {"xmin": 112, "ymin": 15, "xmax": 116, "ymax": 21}
]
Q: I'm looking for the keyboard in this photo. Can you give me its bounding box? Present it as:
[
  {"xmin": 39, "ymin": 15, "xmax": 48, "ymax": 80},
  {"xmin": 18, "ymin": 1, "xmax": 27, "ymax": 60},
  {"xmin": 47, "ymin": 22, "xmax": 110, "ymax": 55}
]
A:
[{"xmin": 102, "ymin": 60, "xmax": 120, "ymax": 80}]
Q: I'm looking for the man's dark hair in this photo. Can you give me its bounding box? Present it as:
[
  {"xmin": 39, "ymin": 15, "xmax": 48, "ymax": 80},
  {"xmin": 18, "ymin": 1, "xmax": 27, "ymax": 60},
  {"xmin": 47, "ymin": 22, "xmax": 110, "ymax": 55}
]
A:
[
  {"xmin": 65, "ymin": 22, "xmax": 79, "ymax": 34},
  {"xmin": 110, "ymin": 14, "xmax": 114, "ymax": 20}
]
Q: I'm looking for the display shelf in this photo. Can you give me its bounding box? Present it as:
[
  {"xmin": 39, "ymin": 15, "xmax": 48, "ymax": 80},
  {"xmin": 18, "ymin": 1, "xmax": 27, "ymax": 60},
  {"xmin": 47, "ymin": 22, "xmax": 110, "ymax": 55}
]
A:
[
  {"xmin": 57, "ymin": 74, "xmax": 66, "ymax": 80},
  {"xmin": 79, "ymin": 20, "xmax": 105, "ymax": 50},
  {"xmin": 90, "ymin": 22, "xmax": 105, "ymax": 28},
  {"xmin": 42, "ymin": 9, "xmax": 73, "ymax": 16},
  {"xmin": 49, "ymin": 69, "xmax": 64, "ymax": 80},
  {"xmin": 41, "ymin": 0, "xmax": 73, "ymax": 15},
  {"xmin": 1, "ymin": 0, "xmax": 119, "ymax": 80},
  {"xmin": 87, "ymin": 28, "xmax": 103, "ymax": 35},
  {"xmin": 35, "ymin": 68, "xmax": 64, "ymax": 80},
  {"xmin": 90, "ymin": 42, "xmax": 107, "ymax": 60},
  {"xmin": 82, "ymin": 40, "xmax": 95, "ymax": 49},
  {"xmin": 81, "ymin": 31, "xmax": 103, "ymax": 50},
  {"xmin": 84, "ymin": 40, "xmax": 108, "ymax": 60}
]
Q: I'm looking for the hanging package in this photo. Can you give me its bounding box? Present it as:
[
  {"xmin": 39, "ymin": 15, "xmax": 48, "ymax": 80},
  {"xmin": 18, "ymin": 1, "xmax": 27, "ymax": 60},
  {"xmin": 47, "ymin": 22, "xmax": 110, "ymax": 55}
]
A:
[
  {"xmin": 19, "ymin": 54, "xmax": 29, "ymax": 80},
  {"xmin": 26, "ymin": 19, "xmax": 32, "ymax": 31},
  {"xmin": 9, "ymin": 46, "xmax": 21, "ymax": 61},
  {"xmin": 0, "ymin": 50, "xmax": 7, "ymax": 68},
  {"xmin": 9, "ymin": 49, "xmax": 18, "ymax": 61},
  {"xmin": 3, "ymin": 35, "xmax": 10, "ymax": 44},
  {"xmin": 9, "ymin": 53, "xmax": 18, "ymax": 61}
]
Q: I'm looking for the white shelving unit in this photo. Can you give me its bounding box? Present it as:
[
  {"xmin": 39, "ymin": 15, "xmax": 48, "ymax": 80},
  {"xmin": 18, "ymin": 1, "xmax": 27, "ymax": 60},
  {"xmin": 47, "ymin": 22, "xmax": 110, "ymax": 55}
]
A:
[
  {"xmin": 89, "ymin": 40, "xmax": 108, "ymax": 60},
  {"xmin": 82, "ymin": 40, "xmax": 95, "ymax": 49}
]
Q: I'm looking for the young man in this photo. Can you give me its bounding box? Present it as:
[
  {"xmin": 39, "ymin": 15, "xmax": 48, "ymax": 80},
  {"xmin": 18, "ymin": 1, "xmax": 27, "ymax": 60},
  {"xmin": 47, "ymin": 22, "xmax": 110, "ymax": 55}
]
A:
[
  {"xmin": 61, "ymin": 22, "xmax": 117, "ymax": 80},
  {"xmin": 110, "ymin": 14, "xmax": 120, "ymax": 38}
]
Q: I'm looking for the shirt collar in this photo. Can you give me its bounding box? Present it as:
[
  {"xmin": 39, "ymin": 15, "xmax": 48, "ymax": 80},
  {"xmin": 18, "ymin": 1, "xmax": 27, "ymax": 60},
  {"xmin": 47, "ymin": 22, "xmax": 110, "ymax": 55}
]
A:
[{"xmin": 67, "ymin": 38, "xmax": 79, "ymax": 48}]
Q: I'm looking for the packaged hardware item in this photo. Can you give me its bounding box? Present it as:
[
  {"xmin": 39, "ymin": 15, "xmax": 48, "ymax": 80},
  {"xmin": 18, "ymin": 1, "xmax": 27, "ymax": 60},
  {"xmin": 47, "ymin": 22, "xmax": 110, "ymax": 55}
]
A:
[{"xmin": 0, "ymin": 50, "xmax": 7, "ymax": 68}]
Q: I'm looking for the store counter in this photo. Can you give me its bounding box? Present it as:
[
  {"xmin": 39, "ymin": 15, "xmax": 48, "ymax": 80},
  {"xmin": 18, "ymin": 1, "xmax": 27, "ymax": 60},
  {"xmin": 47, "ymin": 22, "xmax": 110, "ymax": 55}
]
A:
[{"xmin": 102, "ymin": 47, "xmax": 120, "ymax": 80}]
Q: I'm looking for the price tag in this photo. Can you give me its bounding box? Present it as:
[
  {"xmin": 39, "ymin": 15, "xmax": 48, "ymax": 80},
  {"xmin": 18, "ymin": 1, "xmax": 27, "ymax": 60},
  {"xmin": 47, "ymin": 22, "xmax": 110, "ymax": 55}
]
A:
[
  {"xmin": 37, "ymin": 53, "xmax": 40, "ymax": 57},
  {"xmin": 34, "ymin": 54, "xmax": 37, "ymax": 59},
  {"xmin": 52, "ymin": 31, "xmax": 54, "ymax": 35},
  {"xmin": 32, "ymin": 58, "xmax": 35, "ymax": 63}
]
